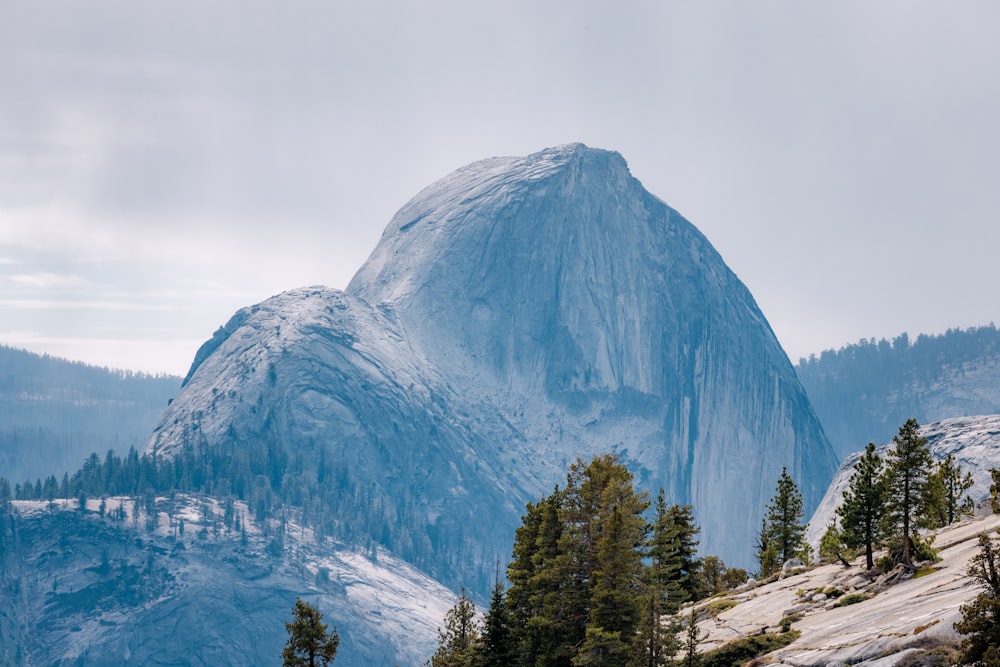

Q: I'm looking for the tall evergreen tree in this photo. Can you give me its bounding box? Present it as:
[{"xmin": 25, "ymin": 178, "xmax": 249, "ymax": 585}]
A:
[
  {"xmin": 632, "ymin": 489, "xmax": 682, "ymax": 667},
  {"xmin": 282, "ymin": 598, "xmax": 339, "ymax": 667},
  {"xmin": 663, "ymin": 504, "xmax": 700, "ymax": 604},
  {"xmin": 761, "ymin": 468, "xmax": 805, "ymax": 570},
  {"xmin": 837, "ymin": 443, "xmax": 885, "ymax": 570},
  {"xmin": 478, "ymin": 571, "xmax": 513, "ymax": 667},
  {"xmin": 882, "ymin": 418, "xmax": 934, "ymax": 567}
]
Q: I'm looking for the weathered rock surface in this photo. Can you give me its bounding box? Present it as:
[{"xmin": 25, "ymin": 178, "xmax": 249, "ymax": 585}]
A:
[
  {"xmin": 697, "ymin": 512, "xmax": 1000, "ymax": 666},
  {"xmin": 0, "ymin": 497, "xmax": 452, "ymax": 667}
]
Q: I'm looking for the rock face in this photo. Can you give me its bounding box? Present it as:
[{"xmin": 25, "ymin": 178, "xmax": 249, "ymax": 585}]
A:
[
  {"xmin": 151, "ymin": 144, "xmax": 836, "ymax": 576},
  {"xmin": 0, "ymin": 498, "xmax": 452, "ymax": 667},
  {"xmin": 806, "ymin": 414, "xmax": 1000, "ymax": 547}
]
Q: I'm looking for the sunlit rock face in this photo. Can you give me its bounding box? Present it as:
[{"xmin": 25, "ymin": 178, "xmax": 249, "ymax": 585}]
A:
[{"xmin": 151, "ymin": 144, "xmax": 837, "ymax": 580}]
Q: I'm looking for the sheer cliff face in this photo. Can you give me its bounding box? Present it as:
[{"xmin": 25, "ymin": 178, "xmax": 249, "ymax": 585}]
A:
[
  {"xmin": 151, "ymin": 144, "xmax": 836, "ymax": 570},
  {"xmin": 349, "ymin": 144, "xmax": 836, "ymax": 558}
]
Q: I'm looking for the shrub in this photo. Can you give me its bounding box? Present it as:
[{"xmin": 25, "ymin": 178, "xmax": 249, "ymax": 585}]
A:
[
  {"xmin": 700, "ymin": 630, "xmax": 800, "ymax": 667},
  {"xmin": 833, "ymin": 592, "xmax": 870, "ymax": 607}
]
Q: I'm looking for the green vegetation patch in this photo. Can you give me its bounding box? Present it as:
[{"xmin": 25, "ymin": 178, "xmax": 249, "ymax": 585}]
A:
[
  {"xmin": 701, "ymin": 598, "xmax": 738, "ymax": 619},
  {"xmin": 833, "ymin": 592, "xmax": 870, "ymax": 607},
  {"xmin": 700, "ymin": 630, "xmax": 801, "ymax": 667}
]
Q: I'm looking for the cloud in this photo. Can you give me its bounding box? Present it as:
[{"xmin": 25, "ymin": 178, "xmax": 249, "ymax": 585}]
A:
[{"xmin": 8, "ymin": 272, "xmax": 87, "ymax": 289}]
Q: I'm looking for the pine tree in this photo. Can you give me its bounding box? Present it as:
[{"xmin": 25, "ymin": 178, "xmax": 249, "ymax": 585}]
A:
[
  {"xmin": 756, "ymin": 518, "xmax": 779, "ymax": 578},
  {"xmin": 632, "ymin": 490, "xmax": 682, "ymax": 667},
  {"xmin": 837, "ymin": 443, "xmax": 885, "ymax": 570},
  {"xmin": 955, "ymin": 530, "xmax": 1000, "ymax": 664},
  {"xmin": 760, "ymin": 468, "xmax": 805, "ymax": 571},
  {"xmin": 681, "ymin": 607, "xmax": 704, "ymax": 667},
  {"xmin": 936, "ymin": 454, "xmax": 974, "ymax": 525},
  {"xmin": 282, "ymin": 598, "xmax": 339, "ymax": 667},
  {"xmin": 430, "ymin": 588, "xmax": 481, "ymax": 667},
  {"xmin": 818, "ymin": 521, "xmax": 851, "ymax": 567},
  {"xmin": 478, "ymin": 573, "xmax": 512, "ymax": 667},
  {"xmin": 663, "ymin": 504, "xmax": 700, "ymax": 604},
  {"xmin": 882, "ymin": 419, "xmax": 934, "ymax": 567}
]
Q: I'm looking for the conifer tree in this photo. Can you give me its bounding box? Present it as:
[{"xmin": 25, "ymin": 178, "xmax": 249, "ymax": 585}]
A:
[
  {"xmin": 663, "ymin": 504, "xmax": 700, "ymax": 604},
  {"xmin": 430, "ymin": 588, "xmax": 481, "ymax": 667},
  {"xmin": 934, "ymin": 454, "xmax": 974, "ymax": 525},
  {"xmin": 759, "ymin": 468, "xmax": 805, "ymax": 573},
  {"xmin": 837, "ymin": 443, "xmax": 885, "ymax": 570},
  {"xmin": 632, "ymin": 489, "xmax": 682, "ymax": 667},
  {"xmin": 478, "ymin": 573, "xmax": 512, "ymax": 667},
  {"xmin": 681, "ymin": 607, "xmax": 704, "ymax": 667},
  {"xmin": 756, "ymin": 518, "xmax": 779, "ymax": 578},
  {"xmin": 282, "ymin": 598, "xmax": 339, "ymax": 667},
  {"xmin": 882, "ymin": 419, "xmax": 934, "ymax": 567},
  {"xmin": 955, "ymin": 530, "xmax": 1000, "ymax": 664}
]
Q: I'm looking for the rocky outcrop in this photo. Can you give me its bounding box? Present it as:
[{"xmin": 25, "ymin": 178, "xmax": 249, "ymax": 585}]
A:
[{"xmin": 807, "ymin": 414, "xmax": 1000, "ymax": 548}]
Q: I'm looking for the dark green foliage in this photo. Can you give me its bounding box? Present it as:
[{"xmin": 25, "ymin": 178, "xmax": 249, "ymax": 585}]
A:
[
  {"xmin": 837, "ymin": 443, "xmax": 885, "ymax": 570},
  {"xmin": 698, "ymin": 630, "xmax": 800, "ymax": 667},
  {"xmin": 833, "ymin": 592, "xmax": 869, "ymax": 607},
  {"xmin": 758, "ymin": 468, "xmax": 805, "ymax": 576},
  {"xmin": 956, "ymin": 531, "xmax": 1000, "ymax": 665},
  {"xmin": 429, "ymin": 588, "xmax": 480, "ymax": 667},
  {"xmin": 927, "ymin": 454, "xmax": 974, "ymax": 527},
  {"xmin": 882, "ymin": 419, "xmax": 935, "ymax": 567},
  {"xmin": 282, "ymin": 598, "xmax": 339, "ymax": 667},
  {"xmin": 478, "ymin": 576, "xmax": 513, "ymax": 667},
  {"xmin": 819, "ymin": 521, "xmax": 850, "ymax": 566},
  {"xmin": 498, "ymin": 454, "xmax": 695, "ymax": 667}
]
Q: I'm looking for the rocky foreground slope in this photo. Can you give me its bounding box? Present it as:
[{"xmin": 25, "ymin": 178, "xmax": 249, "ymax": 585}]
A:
[
  {"xmin": 694, "ymin": 511, "xmax": 1000, "ymax": 666},
  {"xmin": 807, "ymin": 414, "xmax": 1000, "ymax": 547}
]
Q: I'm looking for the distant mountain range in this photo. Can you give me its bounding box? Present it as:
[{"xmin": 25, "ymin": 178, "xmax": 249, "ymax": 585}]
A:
[
  {"xmin": 0, "ymin": 345, "xmax": 180, "ymax": 482},
  {"xmin": 796, "ymin": 325, "xmax": 1000, "ymax": 458}
]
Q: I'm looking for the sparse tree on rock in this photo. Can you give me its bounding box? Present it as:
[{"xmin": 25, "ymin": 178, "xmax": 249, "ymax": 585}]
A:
[
  {"xmin": 758, "ymin": 468, "xmax": 805, "ymax": 575},
  {"xmin": 929, "ymin": 454, "xmax": 974, "ymax": 526},
  {"xmin": 837, "ymin": 443, "xmax": 885, "ymax": 570},
  {"xmin": 882, "ymin": 419, "xmax": 934, "ymax": 567},
  {"xmin": 282, "ymin": 598, "xmax": 339, "ymax": 667}
]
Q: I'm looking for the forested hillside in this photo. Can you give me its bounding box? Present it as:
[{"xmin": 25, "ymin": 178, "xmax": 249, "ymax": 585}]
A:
[
  {"xmin": 0, "ymin": 345, "xmax": 181, "ymax": 481},
  {"xmin": 796, "ymin": 325, "xmax": 1000, "ymax": 457}
]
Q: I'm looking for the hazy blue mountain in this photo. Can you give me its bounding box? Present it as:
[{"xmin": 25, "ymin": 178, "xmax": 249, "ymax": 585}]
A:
[
  {"xmin": 1, "ymin": 145, "xmax": 839, "ymax": 666},
  {"xmin": 151, "ymin": 144, "xmax": 837, "ymax": 574},
  {"xmin": 796, "ymin": 325, "xmax": 1000, "ymax": 458},
  {"xmin": 0, "ymin": 345, "xmax": 180, "ymax": 482}
]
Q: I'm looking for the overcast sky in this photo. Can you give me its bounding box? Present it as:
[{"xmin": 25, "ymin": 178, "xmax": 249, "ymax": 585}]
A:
[{"xmin": 1, "ymin": 2, "xmax": 998, "ymax": 376}]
